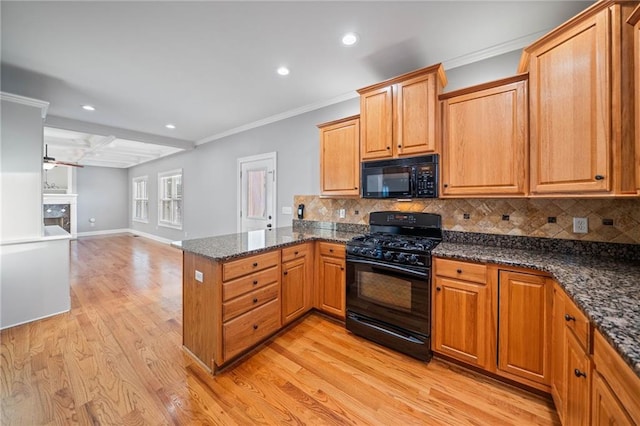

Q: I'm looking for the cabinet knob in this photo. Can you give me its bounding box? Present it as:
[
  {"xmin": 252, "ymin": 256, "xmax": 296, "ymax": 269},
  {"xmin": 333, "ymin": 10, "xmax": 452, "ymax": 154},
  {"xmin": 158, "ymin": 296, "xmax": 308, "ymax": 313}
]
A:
[
  {"xmin": 574, "ymin": 369, "xmax": 587, "ymax": 378},
  {"xmin": 340, "ymin": 267, "xmax": 344, "ymax": 271},
  {"xmin": 436, "ymin": 287, "xmax": 441, "ymax": 291},
  {"xmin": 354, "ymin": 187, "xmax": 358, "ymax": 190},
  {"xmin": 253, "ymin": 280, "xmax": 258, "ymax": 285},
  {"xmin": 397, "ymin": 144, "xmax": 401, "ymax": 148},
  {"xmin": 595, "ymin": 175, "xmax": 605, "ymax": 180},
  {"xmin": 386, "ymin": 146, "xmax": 391, "ymax": 150},
  {"xmin": 329, "ymin": 248, "xmax": 334, "ymax": 253},
  {"xmin": 564, "ymin": 314, "xmax": 576, "ymax": 322},
  {"xmin": 253, "ymin": 298, "xmax": 258, "ymax": 304},
  {"xmin": 294, "ymin": 251, "xmax": 299, "ymax": 255},
  {"xmin": 252, "ymin": 262, "xmax": 258, "ymax": 267},
  {"xmin": 443, "ymin": 184, "xmax": 449, "ymax": 188},
  {"xmin": 456, "ymin": 269, "xmax": 462, "ymax": 274},
  {"xmin": 284, "ymin": 271, "xmax": 288, "ymax": 275},
  {"xmin": 253, "ymin": 324, "xmax": 258, "ymax": 330}
]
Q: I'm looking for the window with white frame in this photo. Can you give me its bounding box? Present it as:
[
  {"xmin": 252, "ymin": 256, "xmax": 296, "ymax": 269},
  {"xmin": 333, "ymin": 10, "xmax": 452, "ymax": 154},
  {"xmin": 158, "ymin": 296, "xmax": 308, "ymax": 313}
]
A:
[
  {"xmin": 132, "ymin": 176, "xmax": 149, "ymax": 223},
  {"xmin": 158, "ymin": 169, "xmax": 182, "ymax": 229}
]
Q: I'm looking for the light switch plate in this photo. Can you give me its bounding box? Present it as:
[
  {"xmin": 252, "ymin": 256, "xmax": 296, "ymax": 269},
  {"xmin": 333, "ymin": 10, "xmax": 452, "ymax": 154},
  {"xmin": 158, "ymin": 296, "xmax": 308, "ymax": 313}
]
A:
[
  {"xmin": 282, "ymin": 206, "xmax": 292, "ymax": 214},
  {"xmin": 573, "ymin": 217, "xmax": 588, "ymax": 234},
  {"xmin": 195, "ymin": 270, "xmax": 204, "ymax": 282},
  {"xmin": 339, "ymin": 208, "xmax": 346, "ymax": 219}
]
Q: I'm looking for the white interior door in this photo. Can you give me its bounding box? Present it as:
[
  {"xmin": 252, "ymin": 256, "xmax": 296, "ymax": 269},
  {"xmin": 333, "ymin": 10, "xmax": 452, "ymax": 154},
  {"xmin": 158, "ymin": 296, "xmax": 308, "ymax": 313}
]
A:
[{"xmin": 238, "ymin": 152, "xmax": 276, "ymax": 233}]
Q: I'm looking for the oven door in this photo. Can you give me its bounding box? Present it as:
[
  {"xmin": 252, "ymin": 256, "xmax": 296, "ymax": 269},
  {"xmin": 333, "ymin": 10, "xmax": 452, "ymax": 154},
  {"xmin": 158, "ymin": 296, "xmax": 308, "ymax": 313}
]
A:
[
  {"xmin": 362, "ymin": 166, "xmax": 414, "ymax": 198},
  {"xmin": 345, "ymin": 257, "xmax": 430, "ymax": 336}
]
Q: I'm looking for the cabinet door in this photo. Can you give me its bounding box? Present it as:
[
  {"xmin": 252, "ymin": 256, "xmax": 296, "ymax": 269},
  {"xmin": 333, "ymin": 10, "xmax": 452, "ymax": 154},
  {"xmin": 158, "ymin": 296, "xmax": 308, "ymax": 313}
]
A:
[
  {"xmin": 632, "ymin": 6, "xmax": 640, "ymax": 192},
  {"xmin": 529, "ymin": 10, "xmax": 610, "ymax": 194},
  {"xmin": 433, "ymin": 276, "xmax": 490, "ymax": 369},
  {"xmin": 565, "ymin": 330, "xmax": 592, "ymax": 426},
  {"xmin": 319, "ymin": 116, "xmax": 360, "ymax": 196},
  {"xmin": 318, "ymin": 255, "xmax": 346, "ymax": 319},
  {"xmin": 498, "ymin": 271, "xmax": 551, "ymax": 386},
  {"xmin": 282, "ymin": 257, "xmax": 307, "ymax": 325},
  {"xmin": 592, "ymin": 372, "xmax": 634, "ymax": 426},
  {"xmin": 395, "ymin": 74, "xmax": 437, "ymax": 156},
  {"xmin": 183, "ymin": 252, "xmax": 217, "ymax": 371},
  {"xmin": 550, "ymin": 283, "xmax": 566, "ymax": 421},
  {"xmin": 441, "ymin": 77, "xmax": 528, "ymax": 197},
  {"xmin": 360, "ymin": 86, "xmax": 393, "ymax": 160}
]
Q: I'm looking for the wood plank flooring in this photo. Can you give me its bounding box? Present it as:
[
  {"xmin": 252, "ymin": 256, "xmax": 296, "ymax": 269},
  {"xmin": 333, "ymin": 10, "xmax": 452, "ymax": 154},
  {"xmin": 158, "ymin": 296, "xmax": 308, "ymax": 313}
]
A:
[{"xmin": 1, "ymin": 234, "xmax": 560, "ymax": 425}]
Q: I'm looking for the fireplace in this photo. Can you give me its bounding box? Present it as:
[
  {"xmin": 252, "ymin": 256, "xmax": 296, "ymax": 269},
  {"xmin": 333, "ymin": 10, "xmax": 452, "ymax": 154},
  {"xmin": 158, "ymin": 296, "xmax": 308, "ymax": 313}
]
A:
[{"xmin": 42, "ymin": 194, "xmax": 77, "ymax": 238}]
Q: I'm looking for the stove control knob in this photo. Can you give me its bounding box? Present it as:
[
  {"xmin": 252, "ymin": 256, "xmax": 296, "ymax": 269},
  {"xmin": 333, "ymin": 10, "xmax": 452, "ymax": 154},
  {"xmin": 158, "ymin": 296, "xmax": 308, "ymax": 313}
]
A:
[
  {"xmin": 360, "ymin": 248, "xmax": 370, "ymax": 256},
  {"xmin": 409, "ymin": 254, "xmax": 418, "ymax": 264},
  {"xmin": 350, "ymin": 247, "xmax": 359, "ymax": 254},
  {"xmin": 397, "ymin": 253, "xmax": 407, "ymax": 262},
  {"xmin": 383, "ymin": 252, "xmax": 393, "ymax": 260}
]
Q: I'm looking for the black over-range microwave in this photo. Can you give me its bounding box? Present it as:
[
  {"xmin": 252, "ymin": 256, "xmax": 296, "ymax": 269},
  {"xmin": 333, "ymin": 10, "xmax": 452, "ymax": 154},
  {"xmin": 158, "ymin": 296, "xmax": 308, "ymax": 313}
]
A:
[{"xmin": 361, "ymin": 154, "xmax": 438, "ymax": 199}]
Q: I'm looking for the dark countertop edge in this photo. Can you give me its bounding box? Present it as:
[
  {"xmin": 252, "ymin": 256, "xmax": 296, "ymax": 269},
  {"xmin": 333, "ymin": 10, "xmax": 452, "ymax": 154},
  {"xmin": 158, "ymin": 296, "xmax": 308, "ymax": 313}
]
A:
[{"xmin": 432, "ymin": 243, "xmax": 640, "ymax": 379}]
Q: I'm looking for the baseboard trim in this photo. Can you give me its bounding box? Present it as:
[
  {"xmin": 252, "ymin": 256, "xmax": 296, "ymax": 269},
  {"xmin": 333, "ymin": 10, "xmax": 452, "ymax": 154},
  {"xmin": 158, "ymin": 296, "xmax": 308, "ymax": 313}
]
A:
[
  {"xmin": 77, "ymin": 228, "xmax": 130, "ymax": 237},
  {"xmin": 77, "ymin": 228, "xmax": 175, "ymax": 245}
]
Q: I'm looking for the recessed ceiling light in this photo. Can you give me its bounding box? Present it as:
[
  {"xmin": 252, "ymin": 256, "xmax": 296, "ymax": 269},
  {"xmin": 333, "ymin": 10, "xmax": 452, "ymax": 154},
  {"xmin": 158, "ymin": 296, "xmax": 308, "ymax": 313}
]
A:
[
  {"xmin": 82, "ymin": 105, "xmax": 96, "ymax": 111},
  {"xmin": 165, "ymin": 124, "xmax": 176, "ymax": 129},
  {"xmin": 277, "ymin": 66, "xmax": 290, "ymax": 76},
  {"xmin": 342, "ymin": 32, "xmax": 359, "ymax": 46}
]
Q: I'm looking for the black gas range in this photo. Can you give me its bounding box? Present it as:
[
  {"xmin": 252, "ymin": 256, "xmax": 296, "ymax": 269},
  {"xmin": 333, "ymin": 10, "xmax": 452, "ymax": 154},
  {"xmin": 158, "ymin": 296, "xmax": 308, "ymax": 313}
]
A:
[{"xmin": 345, "ymin": 211, "xmax": 442, "ymax": 361}]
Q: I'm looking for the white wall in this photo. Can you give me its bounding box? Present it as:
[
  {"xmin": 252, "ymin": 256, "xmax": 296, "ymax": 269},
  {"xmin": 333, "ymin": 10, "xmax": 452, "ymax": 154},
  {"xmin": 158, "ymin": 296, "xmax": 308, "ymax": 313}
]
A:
[
  {"xmin": 129, "ymin": 98, "xmax": 360, "ymax": 240},
  {"xmin": 444, "ymin": 49, "xmax": 522, "ymax": 93},
  {"xmin": 76, "ymin": 166, "xmax": 129, "ymax": 233},
  {"xmin": 1, "ymin": 98, "xmax": 46, "ymax": 241}
]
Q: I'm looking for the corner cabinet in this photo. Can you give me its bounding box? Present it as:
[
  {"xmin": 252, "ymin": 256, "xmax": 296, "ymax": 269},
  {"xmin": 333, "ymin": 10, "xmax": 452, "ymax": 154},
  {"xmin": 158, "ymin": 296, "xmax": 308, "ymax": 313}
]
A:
[
  {"xmin": 281, "ymin": 243, "xmax": 313, "ymax": 325},
  {"xmin": 439, "ymin": 74, "xmax": 528, "ymax": 197},
  {"xmin": 316, "ymin": 242, "xmax": 346, "ymax": 319},
  {"xmin": 318, "ymin": 115, "xmax": 360, "ymax": 197},
  {"xmin": 520, "ymin": 1, "xmax": 638, "ymax": 196},
  {"xmin": 358, "ymin": 64, "xmax": 447, "ymax": 160}
]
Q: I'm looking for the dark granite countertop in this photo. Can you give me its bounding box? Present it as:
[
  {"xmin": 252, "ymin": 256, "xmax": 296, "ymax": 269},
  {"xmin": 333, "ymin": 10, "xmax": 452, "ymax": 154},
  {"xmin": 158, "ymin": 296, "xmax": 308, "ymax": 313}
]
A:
[
  {"xmin": 433, "ymin": 242, "xmax": 640, "ymax": 379},
  {"xmin": 173, "ymin": 226, "xmax": 357, "ymax": 261}
]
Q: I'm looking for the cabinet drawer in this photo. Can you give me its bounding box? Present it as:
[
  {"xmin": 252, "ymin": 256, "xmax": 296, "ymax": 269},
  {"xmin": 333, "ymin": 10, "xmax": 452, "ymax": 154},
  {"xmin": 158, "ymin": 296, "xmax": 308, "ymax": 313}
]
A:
[
  {"xmin": 223, "ymin": 298, "xmax": 281, "ymax": 362},
  {"xmin": 435, "ymin": 258, "xmax": 487, "ymax": 284},
  {"xmin": 222, "ymin": 282, "xmax": 279, "ymax": 322},
  {"xmin": 563, "ymin": 296, "xmax": 590, "ymax": 350},
  {"xmin": 282, "ymin": 243, "xmax": 310, "ymax": 263},
  {"xmin": 223, "ymin": 250, "xmax": 280, "ymax": 282},
  {"xmin": 222, "ymin": 266, "xmax": 279, "ymax": 301},
  {"xmin": 318, "ymin": 242, "xmax": 345, "ymax": 257}
]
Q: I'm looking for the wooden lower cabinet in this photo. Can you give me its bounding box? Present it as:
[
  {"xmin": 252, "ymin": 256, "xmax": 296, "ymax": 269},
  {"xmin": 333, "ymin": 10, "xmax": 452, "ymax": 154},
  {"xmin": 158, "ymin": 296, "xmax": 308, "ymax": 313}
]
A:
[
  {"xmin": 433, "ymin": 259, "xmax": 491, "ymax": 369},
  {"xmin": 565, "ymin": 330, "xmax": 592, "ymax": 425},
  {"xmin": 497, "ymin": 270, "xmax": 552, "ymax": 388},
  {"xmin": 551, "ymin": 283, "xmax": 567, "ymax": 422},
  {"xmin": 281, "ymin": 243, "xmax": 313, "ymax": 325},
  {"xmin": 592, "ymin": 372, "xmax": 635, "ymax": 425},
  {"xmin": 316, "ymin": 242, "xmax": 346, "ymax": 319}
]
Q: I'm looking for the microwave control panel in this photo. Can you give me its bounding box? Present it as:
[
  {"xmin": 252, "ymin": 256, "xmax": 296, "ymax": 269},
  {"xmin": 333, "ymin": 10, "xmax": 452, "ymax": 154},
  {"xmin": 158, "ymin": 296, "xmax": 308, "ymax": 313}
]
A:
[{"xmin": 415, "ymin": 165, "xmax": 437, "ymax": 197}]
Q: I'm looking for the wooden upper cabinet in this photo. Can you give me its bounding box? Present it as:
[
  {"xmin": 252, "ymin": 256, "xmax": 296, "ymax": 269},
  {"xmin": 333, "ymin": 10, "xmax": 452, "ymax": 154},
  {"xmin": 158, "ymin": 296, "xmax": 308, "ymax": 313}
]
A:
[
  {"xmin": 520, "ymin": 1, "xmax": 638, "ymax": 196},
  {"xmin": 358, "ymin": 64, "xmax": 446, "ymax": 161},
  {"xmin": 318, "ymin": 115, "xmax": 360, "ymax": 197},
  {"xmin": 628, "ymin": 5, "xmax": 640, "ymax": 193},
  {"xmin": 440, "ymin": 74, "xmax": 528, "ymax": 197}
]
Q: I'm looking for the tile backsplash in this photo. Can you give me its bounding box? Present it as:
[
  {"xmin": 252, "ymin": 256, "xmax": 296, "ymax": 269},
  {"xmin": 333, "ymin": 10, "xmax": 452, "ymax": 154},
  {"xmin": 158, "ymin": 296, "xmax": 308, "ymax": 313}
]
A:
[{"xmin": 293, "ymin": 196, "xmax": 640, "ymax": 244}]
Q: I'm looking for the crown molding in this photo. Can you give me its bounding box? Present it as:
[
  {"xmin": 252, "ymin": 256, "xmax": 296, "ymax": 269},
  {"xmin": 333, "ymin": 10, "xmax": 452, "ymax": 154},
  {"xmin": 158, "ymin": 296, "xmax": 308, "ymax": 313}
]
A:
[
  {"xmin": 0, "ymin": 92, "xmax": 50, "ymax": 118},
  {"xmin": 195, "ymin": 91, "xmax": 359, "ymax": 146}
]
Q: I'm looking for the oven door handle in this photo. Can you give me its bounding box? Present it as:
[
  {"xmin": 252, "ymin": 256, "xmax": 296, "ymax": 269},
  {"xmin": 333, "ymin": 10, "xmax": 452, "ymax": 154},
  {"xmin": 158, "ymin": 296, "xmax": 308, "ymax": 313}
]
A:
[{"xmin": 346, "ymin": 257, "xmax": 428, "ymax": 278}]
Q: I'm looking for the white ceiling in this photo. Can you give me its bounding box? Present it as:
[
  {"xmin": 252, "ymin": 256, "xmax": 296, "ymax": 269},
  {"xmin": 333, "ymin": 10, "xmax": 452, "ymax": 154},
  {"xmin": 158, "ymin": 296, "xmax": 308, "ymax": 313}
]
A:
[{"xmin": 2, "ymin": 1, "xmax": 594, "ymax": 166}]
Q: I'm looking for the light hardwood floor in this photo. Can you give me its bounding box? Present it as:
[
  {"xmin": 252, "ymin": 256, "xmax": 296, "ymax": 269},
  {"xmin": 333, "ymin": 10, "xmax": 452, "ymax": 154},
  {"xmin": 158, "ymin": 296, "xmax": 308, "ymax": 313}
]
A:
[{"xmin": 1, "ymin": 234, "xmax": 560, "ymax": 425}]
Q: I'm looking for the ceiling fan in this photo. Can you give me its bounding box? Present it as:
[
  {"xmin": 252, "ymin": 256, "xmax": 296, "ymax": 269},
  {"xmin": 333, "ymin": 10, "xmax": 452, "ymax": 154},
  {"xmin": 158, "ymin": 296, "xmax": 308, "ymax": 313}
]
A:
[{"xmin": 43, "ymin": 144, "xmax": 84, "ymax": 169}]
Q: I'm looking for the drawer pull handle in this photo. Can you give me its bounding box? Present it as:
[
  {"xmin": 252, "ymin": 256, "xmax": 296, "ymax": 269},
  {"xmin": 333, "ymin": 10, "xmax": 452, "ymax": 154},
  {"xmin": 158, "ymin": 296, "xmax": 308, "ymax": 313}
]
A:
[
  {"xmin": 456, "ymin": 269, "xmax": 462, "ymax": 274},
  {"xmin": 294, "ymin": 251, "xmax": 299, "ymax": 255},
  {"xmin": 574, "ymin": 369, "xmax": 587, "ymax": 378},
  {"xmin": 253, "ymin": 280, "xmax": 258, "ymax": 285},
  {"xmin": 436, "ymin": 287, "xmax": 441, "ymax": 291},
  {"xmin": 253, "ymin": 324, "xmax": 258, "ymax": 330},
  {"xmin": 329, "ymin": 248, "xmax": 334, "ymax": 253},
  {"xmin": 284, "ymin": 271, "xmax": 288, "ymax": 276},
  {"xmin": 253, "ymin": 298, "xmax": 258, "ymax": 304},
  {"xmin": 594, "ymin": 175, "xmax": 605, "ymax": 180},
  {"xmin": 252, "ymin": 262, "xmax": 258, "ymax": 267},
  {"xmin": 564, "ymin": 314, "xmax": 576, "ymax": 322}
]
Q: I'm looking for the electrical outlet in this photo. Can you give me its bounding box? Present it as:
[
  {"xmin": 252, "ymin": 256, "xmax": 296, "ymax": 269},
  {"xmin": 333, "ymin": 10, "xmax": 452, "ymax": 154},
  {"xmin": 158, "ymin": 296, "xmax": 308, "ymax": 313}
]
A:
[
  {"xmin": 573, "ymin": 217, "xmax": 588, "ymax": 234},
  {"xmin": 339, "ymin": 208, "xmax": 346, "ymax": 219},
  {"xmin": 195, "ymin": 270, "xmax": 203, "ymax": 283},
  {"xmin": 282, "ymin": 206, "xmax": 292, "ymax": 215}
]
